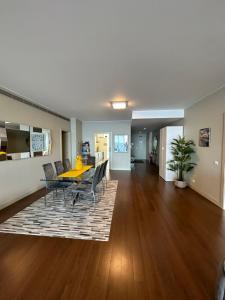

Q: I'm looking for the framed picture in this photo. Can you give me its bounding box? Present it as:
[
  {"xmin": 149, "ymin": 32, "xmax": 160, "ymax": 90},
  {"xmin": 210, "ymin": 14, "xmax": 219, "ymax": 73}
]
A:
[
  {"xmin": 31, "ymin": 133, "xmax": 45, "ymax": 152},
  {"xmin": 199, "ymin": 128, "xmax": 210, "ymax": 147},
  {"xmin": 114, "ymin": 134, "xmax": 128, "ymax": 153}
]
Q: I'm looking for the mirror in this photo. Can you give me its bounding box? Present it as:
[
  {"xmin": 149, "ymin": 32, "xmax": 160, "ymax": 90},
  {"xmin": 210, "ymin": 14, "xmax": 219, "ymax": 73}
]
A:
[{"xmin": 0, "ymin": 121, "xmax": 51, "ymax": 161}]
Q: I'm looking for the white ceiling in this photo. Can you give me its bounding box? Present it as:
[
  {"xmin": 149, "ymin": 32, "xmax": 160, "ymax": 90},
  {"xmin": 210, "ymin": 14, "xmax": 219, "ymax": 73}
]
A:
[
  {"xmin": 0, "ymin": 1, "xmax": 225, "ymax": 121},
  {"xmin": 132, "ymin": 118, "xmax": 181, "ymax": 132}
]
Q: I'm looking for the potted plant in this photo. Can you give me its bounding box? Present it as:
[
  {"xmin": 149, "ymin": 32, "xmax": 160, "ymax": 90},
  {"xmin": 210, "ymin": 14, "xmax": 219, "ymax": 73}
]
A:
[{"xmin": 167, "ymin": 136, "xmax": 196, "ymax": 188}]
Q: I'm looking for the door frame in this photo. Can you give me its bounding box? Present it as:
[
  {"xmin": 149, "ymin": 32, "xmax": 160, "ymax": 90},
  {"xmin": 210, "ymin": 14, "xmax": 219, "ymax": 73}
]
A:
[
  {"xmin": 60, "ymin": 129, "xmax": 71, "ymax": 162},
  {"xmin": 94, "ymin": 132, "xmax": 112, "ymax": 169},
  {"xmin": 221, "ymin": 113, "xmax": 225, "ymax": 209}
]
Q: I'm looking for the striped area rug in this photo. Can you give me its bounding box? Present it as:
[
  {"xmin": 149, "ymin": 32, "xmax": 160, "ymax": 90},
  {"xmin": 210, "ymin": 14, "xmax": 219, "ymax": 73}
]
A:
[{"xmin": 0, "ymin": 180, "xmax": 118, "ymax": 241}]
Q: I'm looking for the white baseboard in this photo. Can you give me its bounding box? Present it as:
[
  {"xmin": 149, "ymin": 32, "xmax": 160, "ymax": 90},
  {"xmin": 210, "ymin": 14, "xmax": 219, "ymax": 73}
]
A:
[
  {"xmin": 189, "ymin": 183, "xmax": 222, "ymax": 208},
  {"xmin": 0, "ymin": 183, "xmax": 45, "ymax": 211}
]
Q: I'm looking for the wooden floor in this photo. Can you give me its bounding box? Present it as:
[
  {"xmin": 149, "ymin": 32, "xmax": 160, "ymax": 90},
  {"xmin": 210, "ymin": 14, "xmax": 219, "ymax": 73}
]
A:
[{"xmin": 0, "ymin": 162, "xmax": 225, "ymax": 299}]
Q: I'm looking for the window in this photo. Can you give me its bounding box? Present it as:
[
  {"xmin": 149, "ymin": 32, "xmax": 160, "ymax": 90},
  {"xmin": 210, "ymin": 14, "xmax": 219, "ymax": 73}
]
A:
[{"xmin": 114, "ymin": 134, "xmax": 128, "ymax": 153}]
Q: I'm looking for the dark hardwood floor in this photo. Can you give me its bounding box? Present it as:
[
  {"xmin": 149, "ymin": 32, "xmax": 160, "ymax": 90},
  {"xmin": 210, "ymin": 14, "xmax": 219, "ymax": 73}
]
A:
[{"xmin": 0, "ymin": 162, "xmax": 225, "ymax": 299}]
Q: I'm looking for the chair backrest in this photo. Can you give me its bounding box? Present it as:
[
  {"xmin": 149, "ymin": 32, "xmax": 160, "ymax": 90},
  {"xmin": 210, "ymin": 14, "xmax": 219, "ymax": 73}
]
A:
[
  {"xmin": 42, "ymin": 163, "xmax": 56, "ymax": 188},
  {"xmin": 43, "ymin": 163, "xmax": 55, "ymax": 179},
  {"xmin": 103, "ymin": 160, "xmax": 108, "ymax": 178},
  {"xmin": 63, "ymin": 158, "xmax": 72, "ymax": 172},
  {"xmin": 92, "ymin": 165, "xmax": 101, "ymax": 193},
  {"xmin": 54, "ymin": 161, "xmax": 64, "ymax": 175},
  {"xmin": 97, "ymin": 163, "xmax": 105, "ymax": 184}
]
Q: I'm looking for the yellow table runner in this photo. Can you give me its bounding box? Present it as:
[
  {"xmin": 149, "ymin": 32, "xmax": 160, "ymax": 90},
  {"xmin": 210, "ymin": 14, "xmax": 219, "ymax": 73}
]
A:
[{"xmin": 59, "ymin": 165, "xmax": 92, "ymax": 178}]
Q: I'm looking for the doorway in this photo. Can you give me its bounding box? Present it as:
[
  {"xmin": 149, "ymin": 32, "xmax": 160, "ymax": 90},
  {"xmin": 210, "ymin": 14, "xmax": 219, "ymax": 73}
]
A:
[
  {"xmin": 131, "ymin": 131, "xmax": 147, "ymax": 160},
  {"xmin": 95, "ymin": 133, "xmax": 110, "ymax": 166},
  {"xmin": 61, "ymin": 131, "xmax": 71, "ymax": 162}
]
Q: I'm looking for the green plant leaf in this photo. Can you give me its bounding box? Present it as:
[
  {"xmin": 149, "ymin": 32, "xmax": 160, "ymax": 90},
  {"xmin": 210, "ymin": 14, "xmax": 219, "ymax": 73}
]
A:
[{"xmin": 167, "ymin": 136, "xmax": 196, "ymax": 180}]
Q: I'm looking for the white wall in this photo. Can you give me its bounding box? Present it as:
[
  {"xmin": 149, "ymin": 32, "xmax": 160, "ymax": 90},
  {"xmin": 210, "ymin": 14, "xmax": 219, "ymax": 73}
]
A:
[
  {"xmin": 0, "ymin": 94, "xmax": 69, "ymax": 210},
  {"xmin": 184, "ymin": 86, "xmax": 225, "ymax": 207},
  {"xmin": 82, "ymin": 120, "xmax": 131, "ymax": 170},
  {"xmin": 151, "ymin": 129, "xmax": 160, "ymax": 165},
  {"xmin": 159, "ymin": 126, "xmax": 183, "ymax": 181}
]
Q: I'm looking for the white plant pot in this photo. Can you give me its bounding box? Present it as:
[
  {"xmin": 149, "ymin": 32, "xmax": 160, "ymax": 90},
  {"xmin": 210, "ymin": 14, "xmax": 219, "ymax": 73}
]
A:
[{"xmin": 175, "ymin": 180, "xmax": 187, "ymax": 188}]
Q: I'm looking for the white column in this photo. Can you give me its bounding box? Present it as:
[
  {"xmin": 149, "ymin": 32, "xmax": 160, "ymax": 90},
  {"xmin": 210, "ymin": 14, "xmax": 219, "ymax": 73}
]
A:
[{"xmin": 70, "ymin": 117, "xmax": 77, "ymax": 168}]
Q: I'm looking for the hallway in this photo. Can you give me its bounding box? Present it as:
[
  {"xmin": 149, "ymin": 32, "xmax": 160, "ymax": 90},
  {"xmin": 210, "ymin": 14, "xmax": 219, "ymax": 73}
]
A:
[{"xmin": 0, "ymin": 163, "xmax": 224, "ymax": 299}]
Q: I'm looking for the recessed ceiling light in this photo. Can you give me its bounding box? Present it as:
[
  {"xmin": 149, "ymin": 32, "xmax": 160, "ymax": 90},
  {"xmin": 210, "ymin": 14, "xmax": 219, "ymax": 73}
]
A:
[
  {"xmin": 144, "ymin": 128, "xmax": 146, "ymax": 130},
  {"xmin": 111, "ymin": 101, "xmax": 128, "ymax": 110}
]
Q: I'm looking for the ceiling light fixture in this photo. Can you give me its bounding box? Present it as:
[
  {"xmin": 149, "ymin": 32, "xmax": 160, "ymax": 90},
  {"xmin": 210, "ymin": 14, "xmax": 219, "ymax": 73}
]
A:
[{"xmin": 111, "ymin": 101, "xmax": 128, "ymax": 110}]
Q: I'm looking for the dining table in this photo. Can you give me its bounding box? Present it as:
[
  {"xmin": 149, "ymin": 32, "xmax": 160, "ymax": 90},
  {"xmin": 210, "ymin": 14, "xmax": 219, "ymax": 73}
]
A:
[
  {"xmin": 58, "ymin": 165, "xmax": 92, "ymax": 179},
  {"xmin": 41, "ymin": 165, "xmax": 93, "ymax": 184}
]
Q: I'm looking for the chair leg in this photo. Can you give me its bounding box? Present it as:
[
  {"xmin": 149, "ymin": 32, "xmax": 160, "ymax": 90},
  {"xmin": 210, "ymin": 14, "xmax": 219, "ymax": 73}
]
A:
[
  {"xmin": 102, "ymin": 181, "xmax": 105, "ymax": 194},
  {"xmin": 44, "ymin": 193, "xmax": 47, "ymax": 207},
  {"xmin": 72, "ymin": 192, "xmax": 80, "ymax": 207},
  {"xmin": 63, "ymin": 189, "xmax": 66, "ymax": 206},
  {"xmin": 92, "ymin": 191, "xmax": 96, "ymax": 203}
]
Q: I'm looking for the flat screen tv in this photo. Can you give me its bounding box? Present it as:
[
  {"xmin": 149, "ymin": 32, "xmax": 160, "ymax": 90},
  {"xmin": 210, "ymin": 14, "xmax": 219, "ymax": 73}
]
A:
[{"xmin": 6, "ymin": 129, "xmax": 30, "ymax": 154}]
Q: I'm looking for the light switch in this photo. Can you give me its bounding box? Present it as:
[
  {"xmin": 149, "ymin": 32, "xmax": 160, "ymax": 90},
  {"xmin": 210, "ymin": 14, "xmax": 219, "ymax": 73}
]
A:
[{"xmin": 214, "ymin": 160, "xmax": 219, "ymax": 166}]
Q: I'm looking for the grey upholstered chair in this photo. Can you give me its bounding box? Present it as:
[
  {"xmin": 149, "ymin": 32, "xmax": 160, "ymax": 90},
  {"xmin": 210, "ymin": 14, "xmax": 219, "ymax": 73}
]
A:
[
  {"xmin": 72, "ymin": 165, "xmax": 101, "ymax": 205},
  {"xmin": 98, "ymin": 163, "xmax": 104, "ymax": 183},
  {"xmin": 54, "ymin": 160, "xmax": 65, "ymax": 175},
  {"xmin": 102, "ymin": 160, "xmax": 108, "ymax": 188},
  {"xmin": 216, "ymin": 260, "xmax": 225, "ymax": 300},
  {"xmin": 42, "ymin": 163, "xmax": 71, "ymax": 206},
  {"xmin": 97, "ymin": 162, "xmax": 107, "ymax": 193},
  {"xmin": 63, "ymin": 158, "xmax": 72, "ymax": 172}
]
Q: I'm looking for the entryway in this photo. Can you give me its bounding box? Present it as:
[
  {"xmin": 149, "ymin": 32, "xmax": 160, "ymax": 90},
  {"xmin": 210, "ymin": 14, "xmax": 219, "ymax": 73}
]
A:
[
  {"xmin": 131, "ymin": 131, "xmax": 147, "ymax": 162},
  {"xmin": 131, "ymin": 117, "xmax": 184, "ymax": 172}
]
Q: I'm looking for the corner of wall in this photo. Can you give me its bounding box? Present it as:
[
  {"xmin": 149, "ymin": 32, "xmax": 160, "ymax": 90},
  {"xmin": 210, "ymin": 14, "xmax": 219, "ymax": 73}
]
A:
[{"xmin": 189, "ymin": 183, "xmax": 222, "ymax": 208}]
